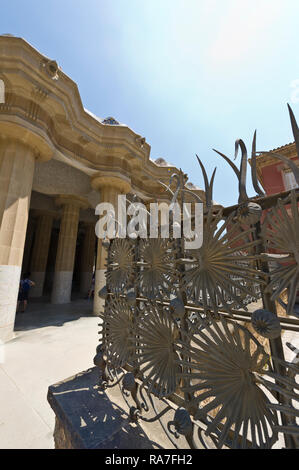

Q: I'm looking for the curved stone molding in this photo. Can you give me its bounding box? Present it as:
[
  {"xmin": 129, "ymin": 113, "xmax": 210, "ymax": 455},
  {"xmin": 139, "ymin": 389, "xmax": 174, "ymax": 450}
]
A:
[
  {"xmin": 0, "ymin": 119, "xmax": 54, "ymax": 163},
  {"xmin": 0, "ymin": 34, "xmax": 207, "ymax": 330},
  {"xmin": 55, "ymin": 194, "xmax": 90, "ymax": 210},
  {"xmin": 91, "ymin": 174, "xmax": 132, "ymax": 194},
  {"xmin": 0, "ymin": 35, "xmax": 205, "ymax": 203}
]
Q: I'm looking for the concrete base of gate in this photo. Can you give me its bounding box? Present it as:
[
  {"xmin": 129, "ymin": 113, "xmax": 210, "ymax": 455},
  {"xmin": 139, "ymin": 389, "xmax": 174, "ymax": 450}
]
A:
[{"xmin": 47, "ymin": 367, "xmax": 189, "ymax": 450}]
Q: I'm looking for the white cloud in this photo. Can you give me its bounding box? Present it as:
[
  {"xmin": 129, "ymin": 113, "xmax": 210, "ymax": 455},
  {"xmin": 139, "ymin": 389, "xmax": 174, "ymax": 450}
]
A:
[{"xmin": 208, "ymin": 0, "xmax": 282, "ymax": 66}]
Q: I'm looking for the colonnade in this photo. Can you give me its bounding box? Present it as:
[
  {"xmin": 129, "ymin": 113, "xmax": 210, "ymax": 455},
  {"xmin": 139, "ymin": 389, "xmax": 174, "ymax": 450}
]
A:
[{"xmin": 0, "ymin": 138, "xmax": 132, "ymax": 342}]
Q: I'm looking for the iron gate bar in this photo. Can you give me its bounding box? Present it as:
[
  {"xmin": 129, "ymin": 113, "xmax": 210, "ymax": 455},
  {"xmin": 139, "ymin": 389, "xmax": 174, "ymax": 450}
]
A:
[
  {"xmin": 255, "ymin": 219, "xmax": 296, "ymax": 448},
  {"xmin": 222, "ymin": 188, "xmax": 299, "ymax": 217},
  {"xmin": 95, "ymin": 106, "xmax": 299, "ymax": 449},
  {"xmin": 103, "ymin": 292, "xmax": 299, "ymax": 332}
]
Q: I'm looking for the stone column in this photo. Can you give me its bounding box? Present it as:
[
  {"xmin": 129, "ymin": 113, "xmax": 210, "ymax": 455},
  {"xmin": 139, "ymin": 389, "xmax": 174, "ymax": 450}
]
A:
[
  {"xmin": 51, "ymin": 196, "xmax": 88, "ymax": 304},
  {"xmin": 30, "ymin": 212, "xmax": 54, "ymax": 297},
  {"xmin": 22, "ymin": 216, "xmax": 35, "ymax": 275},
  {"xmin": 80, "ymin": 223, "xmax": 96, "ymax": 294},
  {"xmin": 0, "ymin": 139, "xmax": 36, "ymax": 342},
  {"xmin": 91, "ymin": 175, "xmax": 131, "ymax": 315}
]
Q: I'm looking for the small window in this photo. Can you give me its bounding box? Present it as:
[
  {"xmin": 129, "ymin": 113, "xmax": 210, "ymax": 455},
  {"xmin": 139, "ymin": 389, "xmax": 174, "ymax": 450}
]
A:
[
  {"xmin": 0, "ymin": 79, "xmax": 4, "ymax": 104},
  {"xmin": 284, "ymin": 170, "xmax": 298, "ymax": 190}
]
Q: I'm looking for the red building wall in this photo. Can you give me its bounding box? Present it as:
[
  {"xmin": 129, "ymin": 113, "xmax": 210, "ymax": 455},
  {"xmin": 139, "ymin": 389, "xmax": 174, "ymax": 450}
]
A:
[
  {"xmin": 260, "ymin": 155, "xmax": 298, "ymax": 196},
  {"xmin": 261, "ymin": 162, "xmax": 285, "ymax": 195}
]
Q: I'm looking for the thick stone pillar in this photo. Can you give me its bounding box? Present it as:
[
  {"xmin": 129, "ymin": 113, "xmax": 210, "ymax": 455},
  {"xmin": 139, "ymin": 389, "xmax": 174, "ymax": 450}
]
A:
[
  {"xmin": 51, "ymin": 196, "xmax": 88, "ymax": 304},
  {"xmin": 30, "ymin": 212, "xmax": 54, "ymax": 297},
  {"xmin": 0, "ymin": 139, "xmax": 36, "ymax": 342},
  {"xmin": 91, "ymin": 175, "xmax": 131, "ymax": 315},
  {"xmin": 80, "ymin": 223, "xmax": 96, "ymax": 294}
]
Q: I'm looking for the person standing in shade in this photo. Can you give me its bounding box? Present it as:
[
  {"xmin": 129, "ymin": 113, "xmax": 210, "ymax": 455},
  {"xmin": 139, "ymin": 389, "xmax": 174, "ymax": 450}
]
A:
[{"xmin": 17, "ymin": 272, "xmax": 35, "ymax": 313}]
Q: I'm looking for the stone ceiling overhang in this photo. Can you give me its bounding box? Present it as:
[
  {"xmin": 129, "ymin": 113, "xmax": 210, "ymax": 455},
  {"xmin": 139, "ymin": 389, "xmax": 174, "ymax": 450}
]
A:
[{"xmin": 0, "ymin": 35, "xmax": 205, "ymax": 203}]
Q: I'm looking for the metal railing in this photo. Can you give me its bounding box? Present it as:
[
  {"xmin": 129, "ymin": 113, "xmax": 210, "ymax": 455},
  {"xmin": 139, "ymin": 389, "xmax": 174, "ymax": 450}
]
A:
[{"xmin": 94, "ymin": 106, "xmax": 299, "ymax": 449}]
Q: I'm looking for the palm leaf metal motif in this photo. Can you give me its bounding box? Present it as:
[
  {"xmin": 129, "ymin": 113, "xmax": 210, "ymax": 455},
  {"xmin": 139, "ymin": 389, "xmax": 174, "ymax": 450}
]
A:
[
  {"xmin": 106, "ymin": 238, "xmax": 135, "ymax": 294},
  {"xmin": 94, "ymin": 105, "xmax": 299, "ymax": 449},
  {"xmin": 196, "ymin": 155, "xmax": 216, "ymax": 210},
  {"xmin": 263, "ymin": 191, "xmax": 299, "ymax": 317},
  {"xmin": 137, "ymin": 238, "xmax": 178, "ymax": 299},
  {"xmin": 256, "ymin": 349, "xmax": 299, "ymax": 447},
  {"xmin": 136, "ymin": 302, "xmax": 180, "ymax": 398},
  {"xmin": 213, "ymin": 139, "xmax": 249, "ymax": 204},
  {"xmin": 214, "ymin": 133, "xmax": 266, "ymax": 203},
  {"xmin": 99, "ymin": 297, "xmax": 135, "ymax": 369},
  {"xmin": 182, "ymin": 209, "xmax": 262, "ymax": 314},
  {"xmin": 177, "ymin": 316, "xmax": 278, "ymax": 449}
]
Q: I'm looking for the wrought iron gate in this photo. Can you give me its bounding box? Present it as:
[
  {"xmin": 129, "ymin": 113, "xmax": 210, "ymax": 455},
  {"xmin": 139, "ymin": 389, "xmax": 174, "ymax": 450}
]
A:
[{"xmin": 94, "ymin": 105, "xmax": 299, "ymax": 449}]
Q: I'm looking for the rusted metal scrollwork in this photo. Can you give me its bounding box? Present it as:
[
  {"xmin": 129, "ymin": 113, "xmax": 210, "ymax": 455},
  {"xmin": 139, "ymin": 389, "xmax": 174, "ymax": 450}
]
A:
[
  {"xmin": 106, "ymin": 238, "xmax": 135, "ymax": 294},
  {"xmin": 94, "ymin": 105, "xmax": 299, "ymax": 449},
  {"xmin": 99, "ymin": 297, "xmax": 135, "ymax": 370},
  {"xmin": 177, "ymin": 316, "xmax": 278, "ymax": 449},
  {"xmin": 262, "ymin": 191, "xmax": 299, "ymax": 317},
  {"xmin": 137, "ymin": 238, "xmax": 178, "ymax": 300},
  {"xmin": 182, "ymin": 208, "xmax": 262, "ymax": 315},
  {"xmin": 136, "ymin": 302, "xmax": 181, "ymax": 398}
]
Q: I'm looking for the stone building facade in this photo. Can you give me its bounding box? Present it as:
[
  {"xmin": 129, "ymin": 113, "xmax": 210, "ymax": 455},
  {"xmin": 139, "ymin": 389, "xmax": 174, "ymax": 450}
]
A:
[
  {"xmin": 0, "ymin": 35, "xmax": 204, "ymax": 343},
  {"xmin": 255, "ymin": 141, "xmax": 298, "ymax": 195}
]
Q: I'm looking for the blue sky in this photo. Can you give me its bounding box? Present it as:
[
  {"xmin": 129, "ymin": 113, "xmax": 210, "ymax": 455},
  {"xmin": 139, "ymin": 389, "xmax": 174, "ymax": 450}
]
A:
[{"xmin": 1, "ymin": 0, "xmax": 299, "ymax": 206}]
